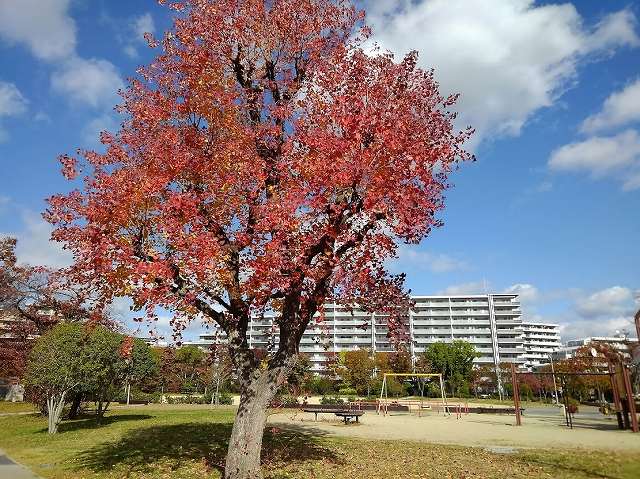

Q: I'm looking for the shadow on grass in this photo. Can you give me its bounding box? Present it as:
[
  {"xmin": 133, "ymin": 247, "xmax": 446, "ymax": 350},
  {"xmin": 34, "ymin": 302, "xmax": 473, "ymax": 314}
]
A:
[
  {"xmin": 520, "ymin": 454, "xmax": 623, "ymax": 479},
  {"xmin": 76, "ymin": 421, "xmax": 342, "ymax": 475},
  {"xmin": 41, "ymin": 414, "xmax": 154, "ymax": 434}
]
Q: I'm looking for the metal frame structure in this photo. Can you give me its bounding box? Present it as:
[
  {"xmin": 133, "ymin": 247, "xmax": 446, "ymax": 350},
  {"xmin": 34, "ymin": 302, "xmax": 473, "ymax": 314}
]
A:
[
  {"xmin": 510, "ymin": 362, "xmax": 638, "ymax": 432},
  {"xmin": 377, "ymin": 373, "xmax": 448, "ymax": 416}
]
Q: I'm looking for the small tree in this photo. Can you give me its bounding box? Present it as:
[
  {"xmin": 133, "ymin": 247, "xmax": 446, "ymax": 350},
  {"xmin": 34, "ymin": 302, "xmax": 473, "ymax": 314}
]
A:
[
  {"xmin": 207, "ymin": 344, "xmax": 234, "ymax": 405},
  {"xmin": 0, "ymin": 238, "xmax": 114, "ymax": 379},
  {"xmin": 284, "ymin": 353, "xmax": 312, "ymax": 396},
  {"xmin": 129, "ymin": 338, "xmax": 161, "ymax": 393},
  {"xmin": 388, "ymin": 348, "xmax": 412, "ymax": 373},
  {"xmin": 422, "ymin": 341, "xmax": 478, "ymax": 395},
  {"xmin": 157, "ymin": 347, "xmax": 181, "ymax": 393},
  {"xmin": 175, "ymin": 345, "xmax": 206, "ymax": 393},
  {"xmin": 24, "ymin": 323, "xmax": 85, "ymax": 434},
  {"xmin": 342, "ymin": 349, "xmax": 375, "ymax": 395},
  {"xmin": 81, "ymin": 326, "xmax": 131, "ymax": 423}
]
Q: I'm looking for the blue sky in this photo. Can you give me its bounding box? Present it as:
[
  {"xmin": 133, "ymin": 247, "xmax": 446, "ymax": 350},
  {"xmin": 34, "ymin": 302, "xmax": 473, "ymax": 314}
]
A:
[{"xmin": 0, "ymin": 0, "xmax": 638, "ymax": 342}]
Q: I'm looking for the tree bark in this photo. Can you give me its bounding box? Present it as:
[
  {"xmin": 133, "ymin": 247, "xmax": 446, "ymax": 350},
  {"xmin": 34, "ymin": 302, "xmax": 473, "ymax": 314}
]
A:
[
  {"xmin": 47, "ymin": 391, "xmax": 67, "ymax": 434},
  {"xmin": 68, "ymin": 392, "xmax": 83, "ymax": 419},
  {"xmin": 223, "ymin": 361, "xmax": 291, "ymax": 479}
]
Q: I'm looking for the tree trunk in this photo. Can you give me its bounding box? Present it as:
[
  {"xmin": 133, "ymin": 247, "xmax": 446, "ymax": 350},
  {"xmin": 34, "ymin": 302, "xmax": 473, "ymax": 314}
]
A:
[
  {"xmin": 47, "ymin": 391, "xmax": 67, "ymax": 434},
  {"xmin": 68, "ymin": 392, "xmax": 83, "ymax": 419},
  {"xmin": 223, "ymin": 362, "xmax": 290, "ymax": 479}
]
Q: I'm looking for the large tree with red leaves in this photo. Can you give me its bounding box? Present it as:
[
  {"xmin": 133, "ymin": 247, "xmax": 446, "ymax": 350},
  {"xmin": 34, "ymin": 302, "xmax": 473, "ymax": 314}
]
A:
[{"xmin": 46, "ymin": 1, "xmax": 471, "ymax": 476}]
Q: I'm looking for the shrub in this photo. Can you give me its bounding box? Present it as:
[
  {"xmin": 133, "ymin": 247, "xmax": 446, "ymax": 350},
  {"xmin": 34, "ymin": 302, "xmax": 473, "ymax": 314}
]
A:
[
  {"xmin": 307, "ymin": 377, "xmax": 335, "ymax": 395},
  {"xmin": 115, "ymin": 390, "xmax": 161, "ymax": 404},
  {"xmin": 165, "ymin": 394, "xmax": 210, "ymax": 404},
  {"xmin": 338, "ymin": 387, "xmax": 357, "ymax": 397},
  {"xmin": 280, "ymin": 394, "xmax": 299, "ymax": 406},
  {"xmin": 320, "ymin": 395, "xmax": 344, "ymax": 405},
  {"xmin": 270, "ymin": 394, "xmax": 299, "ymax": 407},
  {"xmin": 566, "ymin": 398, "xmax": 579, "ymax": 414},
  {"xmin": 202, "ymin": 391, "xmax": 233, "ymax": 405}
]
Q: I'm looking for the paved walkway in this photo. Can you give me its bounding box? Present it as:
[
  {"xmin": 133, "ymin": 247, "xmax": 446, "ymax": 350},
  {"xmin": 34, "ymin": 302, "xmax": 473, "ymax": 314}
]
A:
[
  {"xmin": 0, "ymin": 450, "xmax": 39, "ymax": 479},
  {"xmin": 0, "ymin": 411, "xmax": 37, "ymax": 417}
]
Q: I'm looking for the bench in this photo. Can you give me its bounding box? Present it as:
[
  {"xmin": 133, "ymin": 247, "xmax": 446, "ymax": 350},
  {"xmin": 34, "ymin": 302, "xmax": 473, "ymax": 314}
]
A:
[
  {"xmin": 302, "ymin": 408, "xmax": 365, "ymax": 424},
  {"xmin": 334, "ymin": 411, "xmax": 365, "ymax": 424}
]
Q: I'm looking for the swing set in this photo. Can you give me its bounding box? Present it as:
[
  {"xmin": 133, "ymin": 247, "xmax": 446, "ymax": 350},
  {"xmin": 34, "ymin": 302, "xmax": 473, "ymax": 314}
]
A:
[
  {"xmin": 510, "ymin": 361, "xmax": 639, "ymax": 432},
  {"xmin": 377, "ymin": 373, "xmax": 450, "ymax": 416}
]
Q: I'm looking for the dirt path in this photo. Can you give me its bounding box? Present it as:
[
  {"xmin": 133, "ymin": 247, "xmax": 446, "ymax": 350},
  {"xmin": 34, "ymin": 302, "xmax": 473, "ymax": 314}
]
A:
[{"xmin": 269, "ymin": 408, "xmax": 640, "ymax": 452}]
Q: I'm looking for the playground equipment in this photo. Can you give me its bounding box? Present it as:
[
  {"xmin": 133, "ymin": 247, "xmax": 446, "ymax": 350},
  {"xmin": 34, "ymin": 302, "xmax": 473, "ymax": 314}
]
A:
[
  {"xmin": 510, "ymin": 362, "xmax": 638, "ymax": 432},
  {"xmin": 377, "ymin": 373, "xmax": 449, "ymax": 416}
]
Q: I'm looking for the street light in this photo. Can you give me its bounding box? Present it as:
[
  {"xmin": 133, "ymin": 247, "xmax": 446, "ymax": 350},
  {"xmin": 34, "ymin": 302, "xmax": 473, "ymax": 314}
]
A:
[{"xmin": 547, "ymin": 353, "xmax": 559, "ymax": 405}]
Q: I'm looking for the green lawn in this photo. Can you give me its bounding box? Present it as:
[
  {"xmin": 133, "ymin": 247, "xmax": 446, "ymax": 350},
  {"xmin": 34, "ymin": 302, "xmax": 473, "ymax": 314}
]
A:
[
  {"xmin": 0, "ymin": 401, "xmax": 38, "ymax": 414},
  {"xmin": 0, "ymin": 405, "xmax": 638, "ymax": 478}
]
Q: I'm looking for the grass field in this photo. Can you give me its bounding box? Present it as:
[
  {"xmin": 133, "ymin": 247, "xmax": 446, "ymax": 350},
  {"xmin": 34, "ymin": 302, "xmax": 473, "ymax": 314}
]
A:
[
  {"xmin": 1, "ymin": 404, "xmax": 638, "ymax": 478},
  {"xmin": 0, "ymin": 401, "xmax": 38, "ymax": 414}
]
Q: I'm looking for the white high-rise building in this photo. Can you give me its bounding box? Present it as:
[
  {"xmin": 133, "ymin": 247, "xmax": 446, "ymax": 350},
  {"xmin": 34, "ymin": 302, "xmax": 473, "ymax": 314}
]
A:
[
  {"xmin": 520, "ymin": 322, "xmax": 562, "ymax": 370},
  {"xmin": 187, "ymin": 294, "xmax": 533, "ymax": 380}
]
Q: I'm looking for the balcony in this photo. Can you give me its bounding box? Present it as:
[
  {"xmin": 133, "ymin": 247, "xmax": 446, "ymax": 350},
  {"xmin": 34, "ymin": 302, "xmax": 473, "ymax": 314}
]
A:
[
  {"xmin": 412, "ymin": 320, "xmax": 453, "ymax": 327},
  {"xmin": 334, "ymin": 337, "xmax": 373, "ymax": 344},
  {"xmin": 412, "ymin": 311, "xmax": 451, "ymax": 317},
  {"xmin": 499, "ymin": 347, "xmax": 524, "ymax": 354}
]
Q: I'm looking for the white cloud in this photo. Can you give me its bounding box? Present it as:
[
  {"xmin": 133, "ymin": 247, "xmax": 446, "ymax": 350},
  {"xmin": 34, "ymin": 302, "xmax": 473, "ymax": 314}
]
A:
[
  {"xmin": 438, "ymin": 281, "xmax": 489, "ymax": 296},
  {"xmin": 0, "ymin": 81, "xmax": 27, "ymax": 142},
  {"xmin": 559, "ymin": 316, "xmax": 637, "ymax": 341},
  {"xmin": 548, "ymin": 129, "xmax": 640, "ymax": 190},
  {"xmin": 0, "ymin": 0, "xmax": 76, "ymax": 60},
  {"xmin": 576, "ymin": 286, "xmax": 633, "ymax": 319},
  {"xmin": 0, "ymin": 211, "xmax": 72, "ymax": 269},
  {"xmin": 108, "ymin": 296, "xmax": 134, "ymax": 320},
  {"xmin": 549, "ymin": 130, "xmax": 640, "ymax": 173},
  {"xmin": 536, "ymin": 180, "xmax": 553, "ymax": 193},
  {"xmin": 123, "ymin": 45, "xmax": 138, "ymax": 59},
  {"xmin": 121, "ymin": 13, "xmax": 156, "ymax": 59},
  {"xmin": 82, "ymin": 113, "xmax": 118, "ymax": 145},
  {"xmin": 132, "ymin": 13, "xmax": 155, "ymax": 42},
  {"xmin": 580, "ymin": 78, "xmax": 640, "ymax": 133},
  {"xmin": 34, "ymin": 111, "xmax": 51, "ymax": 123},
  {"xmin": 365, "ymin": 1, "xmax": 639, "ymax": 146},
  {"xmin": 392, "ymin": 244, "xmax": 467, "ymax": 274},
  {"xmin": 51, "ymin": 57, "xmax": 124, "ymax": 108},
  {"xmin": 0, "ymin": 1, "xmax": 123, "ymax": 111},
  {"xmin": 504, "ymin": 283, "xmax": 539, "ymax": 304},
  {"xmin": 0, "ymin": 81, "xmax": 27, "ymax": 117},
  {"xmin": 583, "ymin": 9, "xmax": 640, "ymax": 52}
]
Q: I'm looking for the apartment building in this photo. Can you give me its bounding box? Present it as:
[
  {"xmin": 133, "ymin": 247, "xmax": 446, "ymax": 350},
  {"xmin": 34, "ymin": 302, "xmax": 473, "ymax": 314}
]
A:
[
  {"xmin": 520, "ymin": 322, "xmax": 562, "ymax": 370},
  {"xmin": 0, "ymin": 314, "xmax": 16, "ymax": 340},
  {"xmin": 188, "ymin": 294, "xmax": 531, "ymax": 379}
]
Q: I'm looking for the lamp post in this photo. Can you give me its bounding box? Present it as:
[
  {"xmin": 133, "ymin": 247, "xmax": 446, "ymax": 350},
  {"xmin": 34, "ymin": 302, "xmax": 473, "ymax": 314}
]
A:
[{"xmin": 547, "ymin": 353, "xmax": 559, "ymax": 405}]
